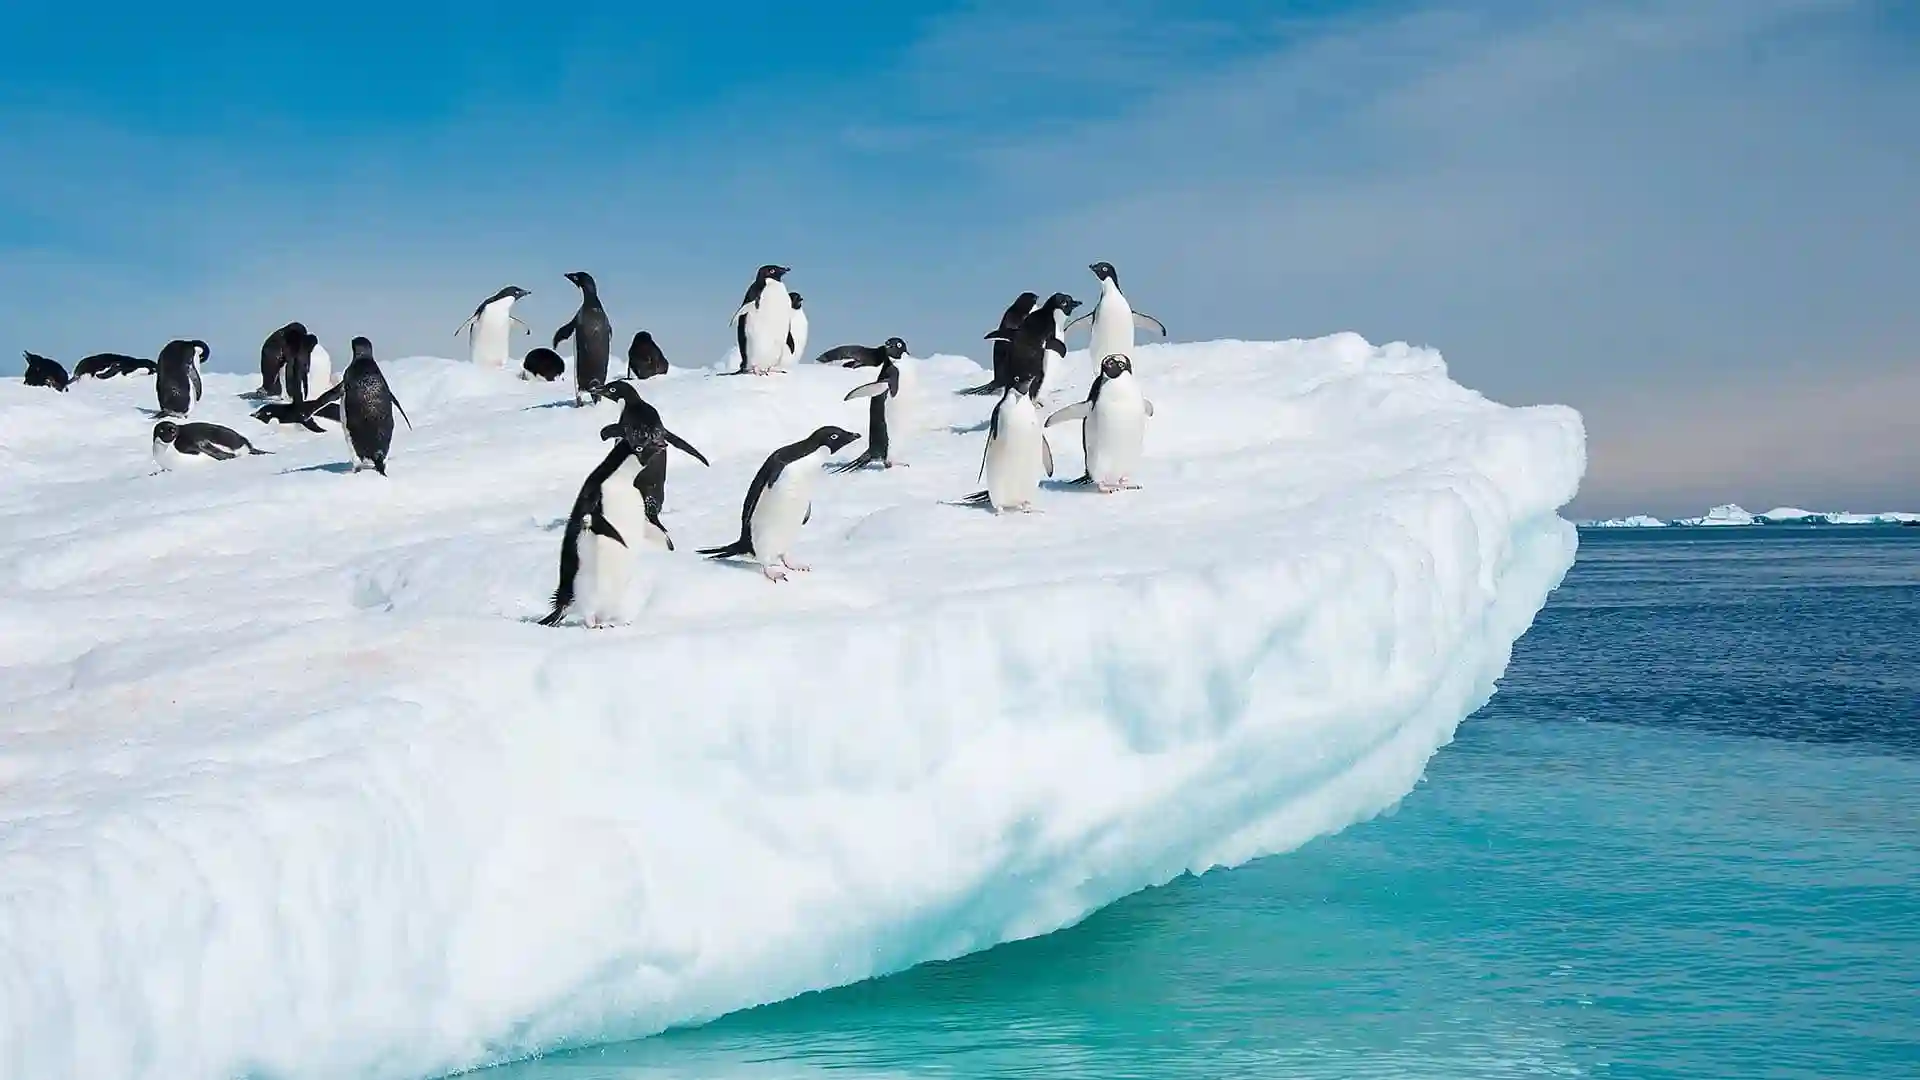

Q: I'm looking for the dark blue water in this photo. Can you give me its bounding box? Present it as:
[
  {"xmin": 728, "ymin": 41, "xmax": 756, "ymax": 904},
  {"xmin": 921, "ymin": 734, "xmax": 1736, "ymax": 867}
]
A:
[{"xmin": 480, "ymin": 526, "xmax": 1920, "ymax": 1079}]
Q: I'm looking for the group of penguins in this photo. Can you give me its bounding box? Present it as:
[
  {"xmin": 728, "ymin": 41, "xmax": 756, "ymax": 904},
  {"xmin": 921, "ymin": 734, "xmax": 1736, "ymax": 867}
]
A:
[{"xmin": 16, "ymin": 260, "xmax": 1168, "ymax": 627}]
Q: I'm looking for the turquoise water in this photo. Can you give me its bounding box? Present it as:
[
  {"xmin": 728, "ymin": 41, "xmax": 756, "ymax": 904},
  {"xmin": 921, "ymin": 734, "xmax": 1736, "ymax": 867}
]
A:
[{"xmin": 477, "ymin": 527, "xmax": 1919, "ymax": 1079}]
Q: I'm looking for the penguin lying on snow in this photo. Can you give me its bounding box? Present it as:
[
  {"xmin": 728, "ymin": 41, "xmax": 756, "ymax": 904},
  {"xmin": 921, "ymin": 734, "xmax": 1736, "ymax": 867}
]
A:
[
  {"xmin": 72, "ymin": 353, "xmax": 148, "ymax": 380},
  {"xmin": 960, "ymin": 372, "xmax": 1052, "ymax": 514},
  {"xmin": 591, "ymin": 380, "xmax": 710, "ymax": 515},
  {"xmin": 959, "ymin": 292, "xmax": 1038, "ymax": 395},
  {"xmin": 1046, "ymin": 354, "xmax": 1154, "ymax": 493},
  {"xmin": 522, "ymin": 347, "xmax": 566, "ymax": 382},
  {"xmin": 700, "ymin": 426, "xmax": 861, "ymax": 581},
  {"xmin": 813, "ymin": 337, "xmax": 908, "ymax": 369},
  {"xmin": 151, "ymin": 421, "xmax": 270, "ymax": 470},
  {"xmin": 539, "ymin": 431, "xmax": 674, "ymax": 628},
  {"xmin": 833, "ymin": 356, "xmax": 908, "ymax": 472},
  {"xmin": 21, "ymin": 352, "xmax": 70, "ymax": 391},
  {"xmin": 252, "ymin": 400, "xmax": 341, "ymax": 432}
]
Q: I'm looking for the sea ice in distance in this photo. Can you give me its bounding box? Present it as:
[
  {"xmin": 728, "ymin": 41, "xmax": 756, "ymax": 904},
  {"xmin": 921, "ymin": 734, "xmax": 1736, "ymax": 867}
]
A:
[{"xmin": 0, "ymin": 334, "xmax": 1585, "ymax": 1080}]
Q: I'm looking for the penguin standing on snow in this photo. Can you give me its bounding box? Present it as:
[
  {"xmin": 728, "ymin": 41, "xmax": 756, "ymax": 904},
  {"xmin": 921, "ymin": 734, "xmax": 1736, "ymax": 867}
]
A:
[
  {"xmin": 1065, "ymin": 262, "xmax": 1166, "ymax": 372},
  {"xmin": 554, "ymin": 271, "xmax": 612, "ymax": 404},
  {"xmin": 308, "ymin": 338, "xmax": 334, "ymax": 392},
  {"xmin": 780, "ymin": 292, "xmax": 808, "ymax": 371},
  {"xmin": 305, "ymin": 337, "xmax": 412, "ymax": 474},
  {"xmin": 700, "ymin": 425, "xmax": 862, "ymax": 581},
  {"xmin": 522, "ymin": 347, "xmax": 566, "ymax": 382},
  {"xmin": 539, "ymin": 435, "xmax": 665, "ymax": 629},
  {"xmin": 981, "ymin": 294, "xmax": 1074, "ymax": 401},
  {"xmin": 591, "ymin": 379, "xmax": 710, "ymax": 515},
  {"xmin": 729, "ymin": 264, "xmax": 792, "ymax": 375},
  {"xmin": 960, "ymin": 292, "xmax": 1039, "ymax": 395},
  {"xmin": 1045, "ymin": 354, "xmax": 1155, "ymax": 492},
  {"xmin": 151, "ymin": 420, "xmax": 271, "ymax": 470},
  {"xmin": 21, "ymin": 352, "xmax": 71, "ymax": 391},
  {"xmin": 961, "ymin": 372, "xmax": 1053, "ymax": 514},
  {"xmin": 257, "ymin": 322, "xmax": 307, "ymax": 399},
  {"xmin": 285, "ymin": 325, "xmax": 324, "ymax": 404},
  {"xmin": 154, "ymin": 339, "xmax": 207, "ymax": 417},
  {"xmin": 626, "ymin": 331, "xmax": 669, "ymax": 380},
  {"xmin": 457, "ymin": 285, "xmax": 532, "ymax": 370},
  {"xmin": 1037, "ymin": 294, "xmax": 1082, "ymax": 400},
  {"xmin": 833, "ymin": 355, "xmax": 908, "ymax": 472}
]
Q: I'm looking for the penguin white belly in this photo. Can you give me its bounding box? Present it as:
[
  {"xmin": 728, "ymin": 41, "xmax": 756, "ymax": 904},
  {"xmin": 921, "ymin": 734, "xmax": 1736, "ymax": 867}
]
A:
[
  {"xmin": 578, "ymin": 457, "xmax": 648, "ymax": 623},
  {"xmin": 472, "ymin": 303, "xmax": 514, "ymax": 369},
  {"xmin": 152, "ymin": 439, "xmax": 204, "ymax": 471},
  {"xmin": 741, "ymin": 283, "xmax": 792, "ymax": 373},
  {"xmin": 1090, "ymin": 291, "xmax": 1135, "ymax": 369},
  {"xmin": 1087, "ymin": 377, "xmax": 1147, "ymax": 485},
  {"xmin": 782, "ymin": 308, "xmax": 809, "ymax": 370},
  {"xmin": 749, "ymin": 454, "xmax": 821, "ymax": 563},
  {"xmin": 1040, "ymin": 310, "xmax": 1067, "ymax": 399},
  {"xmin": 310, "ymin": 344, "xmax": 333, "ymax": 389},
  {"xmin": 985, "ymin": 403, "xmax": 1044, "ymax": 510}
]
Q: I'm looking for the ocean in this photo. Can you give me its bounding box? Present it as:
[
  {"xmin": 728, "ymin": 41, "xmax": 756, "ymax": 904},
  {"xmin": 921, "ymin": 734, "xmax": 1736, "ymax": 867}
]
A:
[{"xmin": 477, "ymin": 525, "xmax": 1919, "ymax": 1079}]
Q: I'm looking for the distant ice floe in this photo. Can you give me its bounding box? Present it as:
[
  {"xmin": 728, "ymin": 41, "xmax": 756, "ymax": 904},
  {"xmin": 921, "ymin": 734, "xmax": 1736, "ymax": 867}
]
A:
[{"xmin": 1581, "ymin": 504, "xmax": 1920, "ymax": 528}]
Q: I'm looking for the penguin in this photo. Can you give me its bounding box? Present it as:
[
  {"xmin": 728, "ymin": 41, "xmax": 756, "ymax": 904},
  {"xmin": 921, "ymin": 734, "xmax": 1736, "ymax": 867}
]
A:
[
  {"xmin": 781, "ymin": 292, "xmax": 808, "ymax": 371},
  {"xmin": 959, "ymin": 292, "xmax": 1039, "ymax": 395},
  {"xmin": 21, "ymin": 352, "xmax": 71, "ymax": 391},
  {"xmin": 457, "ymin": 285, "xmax": 532, "ymax": 370},
  {"xmin": 590, "ymin": 379, "xmax": 710, "ymax": 515},
  {"xmin": 960, "ymin": 372, "xmax": 1053, "ymax": 514},
  {"xmin": 309, "ymin": 338, "xmax": 333, "ymax": 392},
  {"xmin": 980, "ymin": 294, "xmax": 1074, "ymax": 401},
  {"xmin": 699, "ymin": 425, "xmax": 862, "ymax": 581},
  {"xmin": 813, "ymin": 337, "xmax": 908, "ymax": 369},
  {"xmin": 114, "ymin": 358, "xmax": 159, "ymax": 377},
  {"xmin": 305, "ymin": 336, "xmax": 413, "ymax": 475},
  {"xmin": 626, "ymin": 331, "xmax": 669, "ymax": 380},
  {"xmin": 257, "ymin": 322, "xmax": 307, "ymax": 400},
  {"xmin": 729, "ymin": 264, "xmax": 792, "ymax": 376},
  {"xmin": 554, "ymin": 271, "xmax": 612, "ymax": 404},
  {"xmin": 154, "ymin": 340, "xmax": 207, "ymax": 417},
  {"xmin": 1037, "ymin": 293, "xmax": 1083, "ymax": 400},
  {"xmin": 1045, "ymin": 354, "xmax": 1155, "ymax": 492},
  {"xmin": 1065, "ymin": 262, "xmax": 1167, "ymax": 372},
  {"xmin": 832, "ymin": 355, "xmax": 907, "ymax": 472},
  {"xmin": 522, "ymin": 347, "xmax": 566, "ymax": 382},
  {"xmin": 284, "ymin": 324, "xmax": 321, "ymax": 404},
  {"xmin": 538, "ymin": 437, "xmax": 667, "ymax": 629},
  {"xmin": 72, "ymin": 353, "xmax": 143, "ymax": 380},
  {"xmin": 252, "ymin": 400, "xmax": 337, "ymax": 432},
  {"xmin": 151, "ymin": 420, "xmax": 271, "ymax": 470}
]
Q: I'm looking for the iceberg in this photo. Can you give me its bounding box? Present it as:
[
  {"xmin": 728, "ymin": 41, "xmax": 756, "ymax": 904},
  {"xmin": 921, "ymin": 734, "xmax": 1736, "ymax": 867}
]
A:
[
  {"xmin": 1758, "ymin": 507, "xmax": 1822, "ymax": 522},
  {"xmin": 1677, "ymin": 503, "xmax": 1756, "ymax": 526},
  {"xmin": 0, "ymin": 333, "xmax": 1584, "ymax": 1080},
  {"xmin": 1583, "ymin": 515, "xmax": 1668, "ymax": 528}
]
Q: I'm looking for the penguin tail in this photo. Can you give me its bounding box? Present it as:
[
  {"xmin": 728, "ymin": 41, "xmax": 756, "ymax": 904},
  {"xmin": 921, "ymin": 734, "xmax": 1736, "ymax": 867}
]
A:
[
  {"xmin": 373, "ymin": 458, "xmax": 388, "ymax": 476},
  {"xmin": 1067, "ymin": 473, "xmax": 1094, "ymax": 487},
  {"xmin": 246, "ymin": 445, "xmax": 273, "ymax": 456},
  {"xmin": 537, "ymin": 604, "xmax": 567, "ymax": 628},
  {"xmin": 958, "ymin": 490, "xmax": 991, "ymax": 505},
  {"xmin": 956, "ymin": 382, "xmax": 1001, "ymax": 396},
  {"xmin": 830, "ymin": 449, "xmax": 882, "ymax": 474},
  {"xmin": 698, "ymin": 538, "xmax": 753, "ymax": 559}
]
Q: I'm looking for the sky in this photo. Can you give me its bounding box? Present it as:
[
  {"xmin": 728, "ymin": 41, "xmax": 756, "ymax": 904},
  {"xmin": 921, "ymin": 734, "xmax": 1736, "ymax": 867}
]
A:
[{"xmin": 1, "ymin": 0, "xmax": 1914, "ymax": 517}]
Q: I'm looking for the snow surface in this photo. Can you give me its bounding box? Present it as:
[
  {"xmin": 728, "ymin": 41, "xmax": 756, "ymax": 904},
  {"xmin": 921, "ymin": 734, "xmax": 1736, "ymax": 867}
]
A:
[{"xmin": 0, "ymin": 334, "xmax": 1585, "ymax": 1080}]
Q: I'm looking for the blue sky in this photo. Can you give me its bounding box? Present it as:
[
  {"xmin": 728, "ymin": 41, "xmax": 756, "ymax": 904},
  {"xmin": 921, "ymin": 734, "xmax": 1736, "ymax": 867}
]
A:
[{"xmin": 2, "ymin": 0, "xmax": 1915, "ymax": 516}]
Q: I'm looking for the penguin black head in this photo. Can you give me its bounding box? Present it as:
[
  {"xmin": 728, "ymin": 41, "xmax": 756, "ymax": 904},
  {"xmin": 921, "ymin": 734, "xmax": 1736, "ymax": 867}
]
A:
[
  {"xmin": 351, "ymin": 336, "xmax": 375, "ymax": 360},
  {"xmin": 789, "ymin": 292, "xmax": 804, "ymax": 309},
  {"xmin": 594, "ymin": 379, "xmax": 644, "ymax": 407},
  {"xmin": 882, "ymin": 337, "xmax": 908, "ymax": 359},
  {"xmin": 153, "ymin": 420, "xmax": 180, "ymax": 444},
  {"xmin": 811, "ymin": 425, "xmax": 861, "ymax": 453},
  {"xmin": 1008, "ymin": 372, "xmax": 1038, "ymax": 398},
  {"xmin": 1100, "ymin": 353, "xmax": 1132, "ymax": 378},
  {"xmin": 564, "ymin": 271, "xmax": 598, "ymax": 292},
  {"xmin": 502, "ymin": 285, "xmax": 532, "ymax": 301},
  {"xmin": 756, "ymin": 264, "xmax": 790, "ymax": 281},
  {"xmin": 1044, "ymin": 293, "xmax": 1081, "ymax": 316},
  {"xmin": 1089, "ymin": 262, "xmax": 1118, "ymax": 284},
  {"xmin": 189, "ymin": 340, "xmax": 211, "ymax": 364}
]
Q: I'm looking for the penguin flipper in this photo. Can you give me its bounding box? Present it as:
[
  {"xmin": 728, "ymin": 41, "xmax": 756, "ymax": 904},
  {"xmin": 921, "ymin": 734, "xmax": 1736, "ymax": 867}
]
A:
[
  {"xmin": 1065, "ymin": 310, "xmax": 1094, "ymax": 334},
  {"xmin": 452, "ymin": 315, "xmax": 477, "ymax": 338},
  {"xmin": 1046, "ymin": 334, "xmax": 1066, "ymax": 356},
  {"xmin": 1041, "ymin": 434, "xmax": 1055, "ymax": 478},
  {"xmin": 664, "ymin": 430, "xmax": 710, "ymax": 467},
  {"xmin": 1132, "ymin": 312, "xmax": 1168, "ymax": 337},
  {"xmin": 1144, "ymin": 399, "xmax": 1155, "ymax": 418},
  {"xmin": 588, "ymin": 509, "xmax": 628, "ymax": 549},
  {"xmin": 301, "ymin": 418, "xmax": 326, "ymax": 433},
  {"xmin": 553, "ymin": 319, "xmax": 577, "ymax": 348},
  {"xmin": 599, "ymin": 423, "xmax": 621, "ymax": 441},
  {"xmin": 510, "ymin": 314, "xmax": 531, "ymax": 334},
  {"xmin": 195, "ymin": 440, "xmax": 238, "ymax": 461},
  {"xmin": 1046, "ymin": 402, "xmax": 1092, "ymax": 427},
  {"xmin": 844, "ymin": 380, "xmax": 889, "ymax": 401},
  {"xmin": 804, "ymin": 503, "xmax": 812, "ymax": 526},
  {"xmin": 389, "ymin": 392, "xmax": 414, "ymax": 431}
]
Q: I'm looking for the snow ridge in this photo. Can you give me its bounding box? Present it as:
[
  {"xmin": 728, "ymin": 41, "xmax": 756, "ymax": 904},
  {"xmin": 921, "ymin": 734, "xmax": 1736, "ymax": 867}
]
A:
[{"xmin": 0, "ymin": 334, "xmax": 1584, "ymax": 1080}]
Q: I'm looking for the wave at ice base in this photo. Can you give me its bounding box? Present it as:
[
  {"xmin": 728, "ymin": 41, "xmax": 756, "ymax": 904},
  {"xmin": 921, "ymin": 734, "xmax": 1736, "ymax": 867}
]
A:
[{"xmin": 0, "ymin": 334, "xmax": 1585, "ymax": 1080}]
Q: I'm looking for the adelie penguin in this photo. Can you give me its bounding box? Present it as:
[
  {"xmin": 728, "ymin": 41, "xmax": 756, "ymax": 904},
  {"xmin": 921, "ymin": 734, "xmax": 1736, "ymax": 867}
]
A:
[
  {"xmin": 960, "ymin": 292, "xmax": 1038, "ymax": 395},
  {"xmin": 729, "ymin": 264, "xmax": 792, "ymax": 376},
  {"xmin": 980, "ymin": 294, "xmax": 1075, "ymax": 403},
  {"xmin": 21, "ymin": 352, "xmax": 71, "ymax": 392},
  {"xmin": 780, "ymin": 292, "xmax": 808, "ymax": 371},
  {"xmin": 305, "ymin": 337, "xmax": 413, "ymax": 475},
  {"xmin": 591, "ymin": 379, "xmax": 710, "ymax": 516},
  {"xmin": 813, "ymin": 337, "xmax": 908, "ymax": 369},
  {"xmin": 833, "ymin": 354, "xmax": 909, "ymax": 472},
  {"xmin": 522, "ymin": 347, "xmax": 566, "ymax": 382},
  {"xmin": 456, "ymin": 285, "xmax": 532, "ymax": 370},
  {"xmin": 257, "ymin": 322, "xmax": 309, "ymax": 400},
  {"xmin": 1065, "ymin": 262, "xmax": 1166, "ymax": 373},
  {"xmin": 700, "ymin": 425, "xmax": 862, "ymax": 581},
  {"xmin": 1045, "ymin": 354, "xmax": 1154, "ymax": 493},
  {"xmin": 72, "ymin": 353, "xmax": 148, "ymax": 380},
  {"xmin": 626, "ymin": 331, "xmax": 668, "ymax": 380},
  {"xmin": 253, "ymin": 400, "xmax": 341, "ymax": 432},
  {"xmin": 154, "ymin": 340, "xmax": 208, "ymax": 417},
  {"xmin": 151, "ymin": 420, "xmax": 271, "ymax": 470},
  {"xmin": 960, "ymin": 372, "xmax": 1053, "ymax": 514},
  {"xmin": 538, "ymin": 425, "xmax": 677, "ymax": 629},
  {"xmin": 554, "ymin": 271, "xmax": 612, "ymax": 404},
  {"xmin": 1037, "ymin": 293, "xmax": 1083, "ymax": 400}
]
